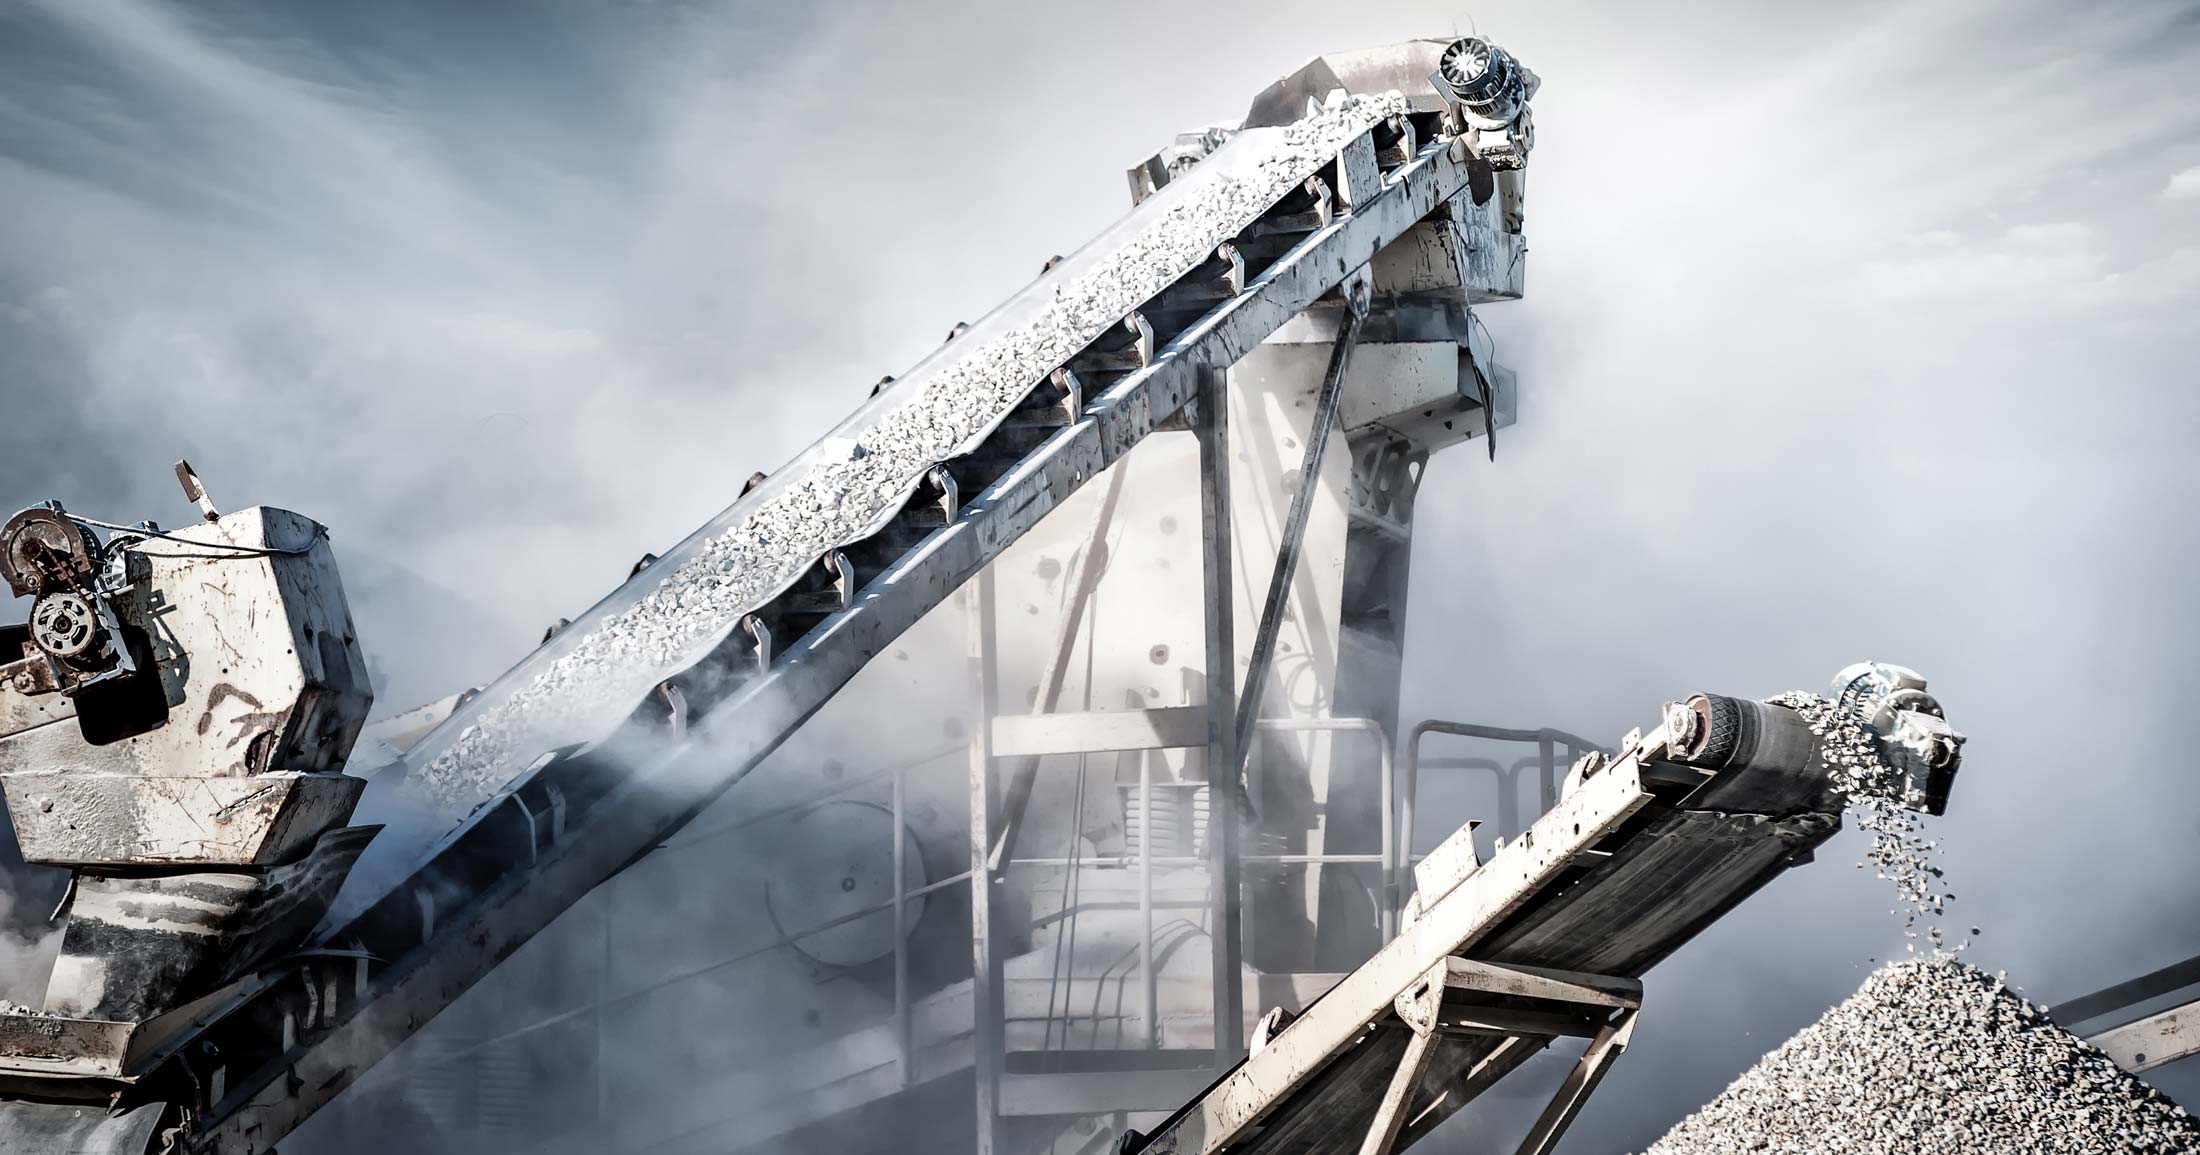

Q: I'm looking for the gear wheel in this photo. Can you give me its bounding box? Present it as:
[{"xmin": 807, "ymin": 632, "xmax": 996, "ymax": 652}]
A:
[
  {"xmin": 2, "ymin": 506, "xmax": 100, "ymax": 598},
  {"xmin": 30, "ymin": 590, "xmax": 103, "ymax": 660}
]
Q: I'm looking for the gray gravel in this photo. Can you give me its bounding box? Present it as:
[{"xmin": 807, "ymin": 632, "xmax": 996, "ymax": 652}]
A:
[
  {"xmin": 1771, "ymin": 691, "xmax": 1957, "ymax": 951},
  {"xmin": 1644, "ymin": 957, "xmax": 2200, "ymax": 1155},
  {"xmin": 403, "ymin": 92, "xmax": 1410, "ymax": 817}
]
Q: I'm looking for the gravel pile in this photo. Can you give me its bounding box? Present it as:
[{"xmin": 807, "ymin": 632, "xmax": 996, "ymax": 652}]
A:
[
  {"xmin": 1644, "ymin": 957, "xmax": 2200, "ymax": 1155},
  {"xmin": 402, "ymin": 92, "xmax": 1411, "ymax": 817}
]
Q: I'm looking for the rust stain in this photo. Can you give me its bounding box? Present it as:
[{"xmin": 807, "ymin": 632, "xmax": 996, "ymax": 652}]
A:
[{"xmin": 198, "ymin": 682, "xmax": 265, "ymax": 736}]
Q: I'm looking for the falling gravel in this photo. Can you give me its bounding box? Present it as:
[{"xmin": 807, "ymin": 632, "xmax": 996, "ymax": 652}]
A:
[
  {"xmin": 399, "ymin": 92, "xmax": 1413, "ymax": 820},
  {"xmin": 1643, "ymin": 957, "xmax": 2200, "ymax": 1155},
  {"xmin": 1771, "ymin": 690, "xmax": 1957, "ymax": 951}
]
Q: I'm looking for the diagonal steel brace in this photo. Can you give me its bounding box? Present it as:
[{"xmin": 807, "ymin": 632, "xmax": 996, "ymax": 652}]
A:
[{"xmin": 1227, "ymin": 274, "xmax": 1373, "ymax": 806}]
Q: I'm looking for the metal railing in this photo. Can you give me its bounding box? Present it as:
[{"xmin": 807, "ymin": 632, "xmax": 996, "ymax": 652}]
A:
[
  {"xmin": 1002, "ymin": 715, "xmax": 1393, "ymax": 1056},
  {"xmin": 1400, "ymin": 721, "xmax": 1608, "ymax": 886},
  {"xmin": 374, "ymin": 712, "xmax": 1583, "ymax": 1152}
]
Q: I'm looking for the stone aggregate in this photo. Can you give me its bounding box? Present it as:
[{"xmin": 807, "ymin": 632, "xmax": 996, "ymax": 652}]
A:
[
  {"xmin": 407, "ymin": 94, "xmax": 1412, "ymax": 817},
  {"xmin": 1771, "ymin": 691, "xmax": 1956, "ymax": 951},
  {"xmin": 1644, "ymin": 957, "xmax": 2200, "ymax": 1155}
]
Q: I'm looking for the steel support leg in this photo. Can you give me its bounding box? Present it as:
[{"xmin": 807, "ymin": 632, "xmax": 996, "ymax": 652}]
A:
[
  {"xmin": 1195, "ymin": 368, "xmax": 1245, "ymax": 1064},
  {"xmin": 1514, "ymin": 1008, "xmax": 1639, "ymax": 1155},
  {"xmin": 1358, "ymin": 1026, "xmax": 1438, "ymax": 1155},
  {"xmin": 893, "ymin": 756, "xmax": 912, "ymax": 1087},
  {"xmin": 1227, "ymin": 279, "xmax": 1371, "ymax": 796},
  {"xmin": 969, "ymin": 570, "xmax": 1004, "ymax": 1155},
  {"xmin": 595, "ymin": 884, "xmax": 613, "ymax": 1149},
  {"xmin": 1361, "ymin": 963, "xmax": 1445, "ymax": 1155},
  {"xmin": 1139, "ymin": 745, "xmax": 1157, "ymax": 1049}
]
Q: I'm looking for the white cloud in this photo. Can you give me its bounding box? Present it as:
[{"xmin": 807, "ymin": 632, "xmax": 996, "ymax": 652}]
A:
[
  {"xmin": 1853, "ymin": 221, "xmax": 2105, "ymax": 303},
  {"xmin": 2166, "ymin": 165, "xmax": 2200, "ymax": 200}
]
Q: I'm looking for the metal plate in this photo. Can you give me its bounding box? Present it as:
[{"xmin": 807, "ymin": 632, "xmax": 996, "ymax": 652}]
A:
[
  {"xmin": 0, "ymin": 1013, "xmax": 135, "ymax": 1078},
  {"xmin": 0, "ymin": 772, "xmax": 365, "ymax": 867},
  {"xmin": 0, "ymin": 1100, "xmax": 164, "ymax": 1155}
]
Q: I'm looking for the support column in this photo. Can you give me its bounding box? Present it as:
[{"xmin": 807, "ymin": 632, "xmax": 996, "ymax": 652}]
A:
[
  {"xmin": 968, "ymin": 570, "xmax": 1003, "ymax": 1155},
  {"xmin": 1196, "ymin": 369, "xmax": 1245, "ymax": 1065}
]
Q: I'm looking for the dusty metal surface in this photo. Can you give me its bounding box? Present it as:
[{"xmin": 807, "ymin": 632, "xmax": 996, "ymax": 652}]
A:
[
  {"xmin": 2091, "ymin": 1000, "xmax": 2200, "ymax": 1073},
  {"xmin": 2, "ymin": 772, "xmax": 363, "ymax": 867},
  {"xmin": 0, "ymin": 498, "xmax": 377, "ymax": 1067},
  {"xmin": 2058, "ymin": 948, "xmax": 2200, "ymax": 1073},
  {"xmin": 0, "ymin": 1101, "xmax": 166, "ymax": 1155},
  {"xmin": 1132, "ymin": 744, "xmax": 1660, "ymax": 1155},
  {"xmin": 381, "ymin": 97, "xmax": 1422, "ymax": 835},
  {"xmin": 143, "ymin": 105, "xmax": 1500, "ymax": 1155},
  {"xmin": 0, "ymin": 507, "xmax": 373, "ymax": 784},
  {"xmin": 0, "ymin": 1013, "xmax": 137, "ymax": 1079},
  {"xmin": 0, "ymin": 38, "xmax": 1541, "ymax": 1154},
  {"xmin": 45, "ymin": 826, "xmax": 377, "ymax": 1021}
]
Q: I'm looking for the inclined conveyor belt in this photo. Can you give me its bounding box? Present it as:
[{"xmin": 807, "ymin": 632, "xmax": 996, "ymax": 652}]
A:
[{"xmin": 68, "ymin": 96, "xmax": 1504, "ymax": 1155}]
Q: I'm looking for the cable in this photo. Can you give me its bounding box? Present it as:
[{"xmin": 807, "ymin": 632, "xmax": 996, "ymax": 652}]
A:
[
  {"xmin": 66, "ymin": 515, "xmax": 318, "ymax": 558},
  {"xmin": 1044, "ymin": 583, "xmax": 1101, "ymax": 1065}
]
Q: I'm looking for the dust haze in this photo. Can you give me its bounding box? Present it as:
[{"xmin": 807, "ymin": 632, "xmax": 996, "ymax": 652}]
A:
[{"xmin": 2, "ymin": 0, "xmax": 2197, "ymax": 1149}]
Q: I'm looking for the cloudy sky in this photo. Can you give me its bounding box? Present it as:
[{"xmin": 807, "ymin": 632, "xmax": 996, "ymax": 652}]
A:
[{"xmin": 3, "ymin": 0, "xmax": 2198, "ymax": 1149}]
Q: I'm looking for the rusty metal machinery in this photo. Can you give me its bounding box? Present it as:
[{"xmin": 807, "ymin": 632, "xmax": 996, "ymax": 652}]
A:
[
  {"xmin": 0, "ymin": 470, "xmax": 377, "ymax": 1149},
  {"xmin": 0, "ymin": 33, "xmax": 1897, "ymax": 1155},
  {"xmin": 0, "ymin": 33, "xmax": 1547, "ymax": 1155}
]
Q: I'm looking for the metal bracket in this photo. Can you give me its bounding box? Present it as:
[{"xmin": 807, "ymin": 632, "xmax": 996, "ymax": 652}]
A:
[
  {"xmin": 1362, "ymin": 962, "xmax": 1448, "ymax": 1155},
  {"xmin": 1306, "ymin": 175, "xmax": 1335, "ymax": 230},
  {"xmin": 823, "ymin": 550, "xmax": 856, "ymax": 609},
  {"xmin": 1249, "ymin": 1006, "xmax": 1295, "ymax": 1056},
  {"xmin": 1052, "ymin": 367, "xmax": 1085, "ymax": 424},
  {"xmin": 1513, "ymin": 1007, "xmax": 1638, "ymax": 1155},
  {"xmin": 1125, "ymin": 312, "xmax": 1156, "ymax": 368},
  {"xmin": 927, "ymin": 465, "xmax": 959, "ymax": 523},
  {"xmin": 742, "ymin": 614, "xmax": 773, "ymax": 674},
  {"xmin": 174, "ymin": 460, "xmax": 220, "ymax": 522},
  {"xmin": 1393, "ymin": 961, "xmax": 1448, "ymax": 1036},
  {"xmin": 1216, "ymin": 243, "xmax": 1246, "ymax": 295},
  {"xmin": 1377, "ymin": 115, "xmax": 1418, "ymax": 169},
  {"xmin": 509, "ymin": 792, "xmax": 540, "ymax": 865},
  {"xmin": 656, "ymin": 682, "xmax": 689, "ymax": 742},
  {"xmin": 544, "ymin": 783, "xmax": 567, "ymax": 842}
]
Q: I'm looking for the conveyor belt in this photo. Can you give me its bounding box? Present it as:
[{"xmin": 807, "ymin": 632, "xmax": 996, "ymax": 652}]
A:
[
  {"xmin": 1122, "ymin": 695, "xmax": 1862, "ymax": 1155},
  {"xmin": 50, "ymin": 102, "xmax": 1513, "ymax": 1155}
]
